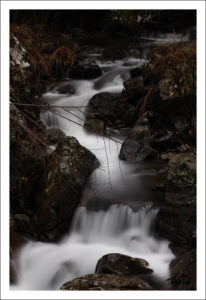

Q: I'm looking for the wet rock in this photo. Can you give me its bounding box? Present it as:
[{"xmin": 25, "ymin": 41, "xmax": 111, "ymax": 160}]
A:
[
  {"xmin": 69, "ymin": 63, "xmax": 102, "ymax": 79},
  {"xmin": 156, "ymin": 193, "xmax": 196, "ymax": 252},
  {"xmin": 48, "ymin": 82, "xmax": 75, "ymax": 95},
  {"xmin": 123, "ymin": 76, "xmax": 145, "ymax": 97},
  {"xmin": 102, "ymin": 46, "xmax": 126, "ymax": 60},
  {"xmin": 169, "ymin": 248, "xmax": 196, "ymax": 290},
  {"xmin": 60, "ymin": 274, "xmax": 153, "ymax": 290},
  {"xmin": 84, "ymin": 118, "xmax": 104, "ymax": 135},
  {"xmin": 87, "ymin": 92, "xmax": 134, "ymax": 128},
  {"xmin": 120, "ymin": 139, "xmax": 156, "ymax": 162},
  {"xmin": 35, "ymin": 136, "xmax": 98, "ymax": 242},
  {"xmin": 95, "ymin": 253, "xmax": 153, "ymax": 275}
]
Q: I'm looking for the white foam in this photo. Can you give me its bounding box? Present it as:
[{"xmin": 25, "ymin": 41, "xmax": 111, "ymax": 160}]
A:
[{"xmin": 12, "ymin": 205, "xmax": 174, "ymax": 290}]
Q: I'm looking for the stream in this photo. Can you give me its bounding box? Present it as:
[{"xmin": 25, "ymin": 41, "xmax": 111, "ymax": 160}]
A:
[{"xmin": 12, "ymin": 42, "xmax": 176, "ymax": 290}]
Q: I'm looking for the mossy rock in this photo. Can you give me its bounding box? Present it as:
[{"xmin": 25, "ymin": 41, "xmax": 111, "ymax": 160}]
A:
[{"xmin": 161, "ymin": 152, "xmax": 196, "ymax": 190}]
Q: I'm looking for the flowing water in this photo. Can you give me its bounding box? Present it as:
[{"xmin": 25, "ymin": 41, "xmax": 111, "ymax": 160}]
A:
[{"xmin": 11, "ymin": 47, "xmax": 175, "ymax": 290}]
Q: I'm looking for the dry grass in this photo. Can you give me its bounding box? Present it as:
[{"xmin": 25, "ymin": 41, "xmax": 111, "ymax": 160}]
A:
[
  {"xmin": 50, "ymin": 46, "xmax": 76, "ymax": 78},
  {"xmin": 152, "ymin": 41, "xmax": 196, "ymax": 97},
  {"xmin": 10, "ymin": 24, "xmax": 76, "ymax": 79}
]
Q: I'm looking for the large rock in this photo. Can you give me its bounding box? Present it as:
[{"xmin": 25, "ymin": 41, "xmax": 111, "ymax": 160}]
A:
[
  {"xmin": 87, "ymin": 92, "xmax": 134, "ymax": 128},
  {"xmin": 60, "ymin": 274, "xmax": 153, "ymax": 290},
  {"xmin": 69, "ymin": 63, "xmax": 102, "ymax": 79},
  {"xmin": 119, "ymin": 139, "xmax": 156, "ymax": 162},
  {"xmin": 169, "ymin": 249, "xmax": 196, "ymax": 290},
  {"xmin": 35, "ymin": 136, "xmax": 98, "ymax": 241},
  {"xmin": 95, "ymin": 253, "xmax": 153, "ymax": 275},
  {"xmin": 155, "ymin": 152, "xmax": 196, "ymax": 252}
]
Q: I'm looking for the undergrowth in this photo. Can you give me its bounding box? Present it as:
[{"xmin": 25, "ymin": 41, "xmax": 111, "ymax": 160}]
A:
[
  {"xmin": 10, "ymin": 24, "xmax": 76, "ymax": 79},
  {"xmin": 152, "ymin": 41, "xmax": 196, "ymax": 97}
]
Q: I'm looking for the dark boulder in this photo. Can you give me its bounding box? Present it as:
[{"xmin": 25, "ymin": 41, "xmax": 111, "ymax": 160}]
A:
[
  {"xmin": 169, "ymin": 248, "xmax": 196, "ymax": 290},
  {"xmin": 102, "ymin": 46, "xmax": 126, "ymax": 60},
  {"xmin": 87, "ymin": 92, "xmax": 134, "ymax": 128},
  {"xmin": 155, "ymin": 152, "xmax": 196, "ymax": 252},
  {"xmin": 35, "ymin": 136, "xmax": 98, "ymax": 242},
  {"xmin": 95, "ymin": 253, "xmax": 153, "ymax": 275},
  {"xmin": 120, "ymin": 139, "xmax": 156, "ymax": 162},
  {"xmin": 123, "ymin": 76, "xmax": 145, "ymax": 98},
  {"xmin": 54, "ymin": 82, "xmax": 75, "ymax": 95},
  {"xmin": 60, "ymin": 274, "xmax": 153, "ymax": 290},
  {"xmin": 10, "ymin": 139, "xmax": 45, "ymax": 215},
  {"xmin": 69, "ymin": 63, "xmax": 102, "ymax": 79}
]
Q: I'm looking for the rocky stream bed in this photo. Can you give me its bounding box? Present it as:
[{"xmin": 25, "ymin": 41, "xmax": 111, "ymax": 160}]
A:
[{"xmin": 10, "ymin": 14, "xmax": 196, "ymax": 291}]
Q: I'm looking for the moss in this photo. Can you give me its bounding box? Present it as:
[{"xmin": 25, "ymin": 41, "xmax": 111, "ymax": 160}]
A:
[{"xmin": 161, "ymin": 152, "xmax": 196, "ymax": 190}]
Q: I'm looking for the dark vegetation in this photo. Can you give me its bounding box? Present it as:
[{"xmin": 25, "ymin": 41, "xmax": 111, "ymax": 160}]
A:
[{"xmin": 10, "ymin": 10, "xmax": 196, "ymax": 290}]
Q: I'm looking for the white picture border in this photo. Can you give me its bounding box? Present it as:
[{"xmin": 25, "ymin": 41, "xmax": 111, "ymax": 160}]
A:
[{"xmin": 1, "ymin": 1, "xmax": 205, "ymax": 299}]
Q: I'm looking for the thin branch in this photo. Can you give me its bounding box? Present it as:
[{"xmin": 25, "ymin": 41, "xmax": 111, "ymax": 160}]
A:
[
  {"xmin": 116, "ymin": 141, "xmax": 127, "ymax": 184},
  {"xmin": 61, "ymin": 107, "xmax": 85, "ymax": 122},
  {"xmin": 48, "ymin": 109, "xmax": 84, "ymax": 127},
  {"xmin": 103, "ymin": 135, "xmax": 114, "ymax": 193}
]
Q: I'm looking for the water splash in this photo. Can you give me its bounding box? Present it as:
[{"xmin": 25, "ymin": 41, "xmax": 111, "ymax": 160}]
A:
[{"xmin": 12, "ymin": 205, "xmax": 174, "ymax": 290}]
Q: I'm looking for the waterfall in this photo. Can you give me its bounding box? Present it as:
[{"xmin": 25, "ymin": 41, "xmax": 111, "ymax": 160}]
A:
[{"xmin": 12, "ymin": 205, "xmax": 173, "ymax": 290}]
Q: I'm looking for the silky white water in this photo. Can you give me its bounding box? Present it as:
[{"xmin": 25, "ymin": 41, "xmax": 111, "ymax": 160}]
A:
[
  {"xmin": 12, "ymin": 53, "xmax": 175, "ymax": 290},
  {"xmin": 12, "ymin": 205, "xmax": 173, "ymax": 290}
]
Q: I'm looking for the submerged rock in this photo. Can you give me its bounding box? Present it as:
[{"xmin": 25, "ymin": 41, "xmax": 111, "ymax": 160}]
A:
[
  {"xmin": 60, "ymin": 274, "xmax": 153, "ymax": 290},
  {"xmin": 84, "ymin": 118, "xmax": 104, "ymax": 134},
  {"xmin": 35, "ymin": 136, "xmax": 98, "ymax": 241},
  {"xmin": 87, "ymin": 92, "xmax": 134, "ymax": 128},
  {"xmin": 95, "ymin": 253, "xmax": 153, "ymax": 275}
]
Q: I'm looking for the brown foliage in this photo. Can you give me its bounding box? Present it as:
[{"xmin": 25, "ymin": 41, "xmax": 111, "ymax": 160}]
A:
[
  {"xmin": 152, "ymin": 41, "xmax": 196, "ymax": 97},
  {"xmin": 10, "ymin": 24, "xmax": 76, "ymax": 79}
]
